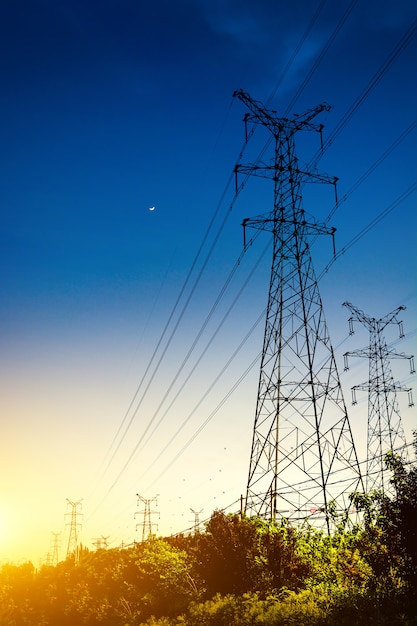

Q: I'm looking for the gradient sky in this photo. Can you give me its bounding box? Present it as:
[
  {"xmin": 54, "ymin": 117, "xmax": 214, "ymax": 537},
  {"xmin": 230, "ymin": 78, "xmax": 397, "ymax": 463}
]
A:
[{"xmin": 1, "ymin": 0, "xmax": 416, "ymax": 565}]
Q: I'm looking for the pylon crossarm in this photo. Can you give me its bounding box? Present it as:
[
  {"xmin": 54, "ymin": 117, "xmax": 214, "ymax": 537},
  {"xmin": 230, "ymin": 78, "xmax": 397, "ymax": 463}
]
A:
[
  {"xmin": 233, "ymin": 89, "xmax": 331, "ymax": 138},
  {"xmin": 378, "ymin": 306, "xmax": 406, "ymax": 331},
  {"xmin": 343, "ymin": 302, "xmax": 372, "ymax": 329},
  {"xmin": 343, "ymin": 348, "xmax": 371, "ymax": 366},
  {"xmin": 384, "ymin": 349, "xmax": 415, "ymax": 364},
  {"xmin": 234, "ymin": 162, "xmax": 337, "ymax": 186},
  {"xmin": 343, "ymin": 302, "xmax": 406, "ymax": 334},
  {"xmin": 242, "ymin": 212, "xmax": 337, "ymax": 239}
]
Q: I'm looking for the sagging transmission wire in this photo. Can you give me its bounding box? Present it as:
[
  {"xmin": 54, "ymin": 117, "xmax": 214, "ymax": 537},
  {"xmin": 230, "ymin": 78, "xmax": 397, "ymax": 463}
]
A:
[
  {"xmin": 318, "ymin": 180, "xmax": 417, "ymax": 281},
  {"xmin": 136, "ymin": 236, "xmax": 272, "ymax": 472},
  {"xmin": 294, "ymin": 21, "xmax": 417, "ymax": 261},
  {"xmin": 241, "ymin": 0, "xmax": 357, "ymax": 182},
  {"xmin": 311, "ymin": 16, "xmax": 417, "ymax": 164},
  {"xmin": 266, "ymin": 0, "xmax": 329, "ymax": 106},
  {"xmin": 140, "ymin": 233, "xmax": 269, "ymax": 448},
  {"xmin": 325, "ymin": 116, "xmax": 417, "ymax": 225},
  {"xmin": 90, "ymin": 136, "xmax": 266, "ymax": 514},
  {"xmin": 96, "ymin": 74, "xmax": 274, "ymax": 490},
  {"xmin": 146, "ymin": 346, "xmax": 264, "ymax": 491},
  {"xmin": 308, "ymin": 115, "xmax": 417, "ymax": 252},
  {"xmin": 284, "ymin": 0, "xmax": 359, "ymax": 115}
]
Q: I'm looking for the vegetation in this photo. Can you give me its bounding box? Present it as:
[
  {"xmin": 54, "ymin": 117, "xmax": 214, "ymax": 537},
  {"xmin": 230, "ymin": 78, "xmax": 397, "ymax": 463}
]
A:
[{"xmin": 1, "ymin": 443, "xmax": 416, "ymax": 625}]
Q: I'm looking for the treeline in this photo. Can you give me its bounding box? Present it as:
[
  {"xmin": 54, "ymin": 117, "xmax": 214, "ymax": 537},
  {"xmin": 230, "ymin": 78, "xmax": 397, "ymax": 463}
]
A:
[{"xmin": 1, "ymin": 447, "xmax": 416, "ymax": 626}]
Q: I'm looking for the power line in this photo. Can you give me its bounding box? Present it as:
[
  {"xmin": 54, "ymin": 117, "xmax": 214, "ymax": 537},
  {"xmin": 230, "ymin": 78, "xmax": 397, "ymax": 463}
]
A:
[
  {"xmin": 314, "ymin": 17, "xmax": 417, "ymax": 159},
  {"xmin": 318, "ymin": 180, "xmax": 417, "ymax": 280},
  {"xmin": 284, "ymin": 0, "xmax": 359, "ymax": 115},
  {"xmin": 321, "ymin": 116, "xmax": 417, "ymax": 227},
  {"xmin": 267, "ymin": 0, "xmax": 329, "ymax": 106}
]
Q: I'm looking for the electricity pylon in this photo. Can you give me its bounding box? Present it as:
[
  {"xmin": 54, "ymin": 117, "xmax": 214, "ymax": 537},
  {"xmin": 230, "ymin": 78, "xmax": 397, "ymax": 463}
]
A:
[
  {"xmin": 135, "ymin": 494, "xmax": 159, "ymax": 542},
  {"xmin": 190, "ymin": 508, "xmax": 203, "ymax": 534},
  {"xmin": 92, "ymin": 535, "xmax": 110, "ymax": 550},
  {"xmin": 233, "ymin": 90, "xmax": 363, "ymax": 532},
  {"xmin": 343, "ymin": 302, "xmax": 415, "ymax": 494},
  {"xmin": 65, "ymin": 498, "xmax": 83, "ymax": 563},
  {"xmin": 51, "ymin": 531, "xmax": 61, "ymax": 566}
]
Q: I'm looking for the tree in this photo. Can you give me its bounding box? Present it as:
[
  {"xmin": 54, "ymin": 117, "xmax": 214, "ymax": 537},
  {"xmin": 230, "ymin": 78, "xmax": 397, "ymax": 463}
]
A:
[
  {"xmin": 349, "ymin": 433, "xmax": 417, "ymax": 620},
  {"xmin": 133, "ymin": 537, "xmax": 198, "ymax": 620},
  {"xmin": 195, "ymin": 511, "xmax": 310, "ymax": 597},
  {"xmin": 196, "ymin": 511, "xmax": 265, "ymax": 596}
]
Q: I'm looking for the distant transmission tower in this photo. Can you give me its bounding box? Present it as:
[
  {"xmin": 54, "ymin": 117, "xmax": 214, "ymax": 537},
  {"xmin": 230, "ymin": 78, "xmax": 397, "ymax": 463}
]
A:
[
  {"xmin": 65, "ymin": 498, "xmax": 83, "ymax": 563},
  {"xmin": 93, "ymin": 535, "xmax": 110, "ymax": 550},
  {"xmin": 190, "ymin": 508, "xmax": 203, "ymax": 534},
  {"xmin": 51, "ymin": 531, "xmax": 61, "ymax": 566},
  {"xmin": 343, "ymin": 302, "xmax": 415, "ymax": 494},
  {"xmin": 233, "ymin": 90, "xmax": 363, "ymax": 532},
  {"xmin": 135, "ymin": 494, "xmax": 159, "ymax": 542}
]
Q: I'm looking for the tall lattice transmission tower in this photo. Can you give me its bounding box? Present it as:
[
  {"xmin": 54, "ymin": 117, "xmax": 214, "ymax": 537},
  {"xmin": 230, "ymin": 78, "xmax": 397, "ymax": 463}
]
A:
[
  {"xmin": 65, "ymin": 498, "xmax": 83, "ymax": 563},
  {"xmin": 135, "ymin": 494, "xmax": 159, "ymax": 542},
  {"xmin": 233, "ymin": 90, "xmax": 363, "ymax": 532},
  {"xmin": 343, "ymin": 302, "xmax": 415, "ymax": 494}
]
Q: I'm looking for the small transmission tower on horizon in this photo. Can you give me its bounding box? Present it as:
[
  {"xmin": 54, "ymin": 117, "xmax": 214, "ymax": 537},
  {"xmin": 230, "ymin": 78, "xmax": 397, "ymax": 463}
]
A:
[
  {"xmin": 190, "ymin": 508, "xmax": 203, "ymax": 535},
  {"xmin": 92, "ymin": 535, "xmax": 110, "ymax": 550},
  {"xmin": 51, "ymin": 531, "xmax": 61, "ymax": 566},
  {"xmin": 233, "ymin": 90, "xmax": 363, "ymax": 532},
  {"xmin": 65, "ymin": 498, "xmax": 83, "ymax": 564},
  {"xmin": 343, "ymin": 302, "xmax": 415, "ymax": 494},
  {"xmin": 135, "ymin": 494, "xmax": 159, "ymax": 542}
]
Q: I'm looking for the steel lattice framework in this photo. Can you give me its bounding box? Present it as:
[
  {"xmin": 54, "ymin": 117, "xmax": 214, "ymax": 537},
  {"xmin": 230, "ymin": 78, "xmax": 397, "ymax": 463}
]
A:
[
  {"xmin": 51, "ymin": 531, "xmax": 61, "ymax": 566},
  {"xmin": 233, "ymin": 90, "xmax": 364, "ymax": 532},
  {"xmin": 65, "ymin": 498, "xmax": 83, "ymax": 563},
  {"xmin": 343, "ymin": 302, "xmax": 415, "ymax": 495},
  {"xmin": 135, "ymin": 494, "xmax": 159, "ymax": 542}
]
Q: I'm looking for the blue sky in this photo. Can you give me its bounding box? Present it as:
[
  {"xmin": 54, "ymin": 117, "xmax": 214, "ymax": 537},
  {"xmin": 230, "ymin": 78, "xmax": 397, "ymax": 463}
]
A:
[{"xmin": 1, "ymin": 0, "xmax": 416, "ymax": 564}]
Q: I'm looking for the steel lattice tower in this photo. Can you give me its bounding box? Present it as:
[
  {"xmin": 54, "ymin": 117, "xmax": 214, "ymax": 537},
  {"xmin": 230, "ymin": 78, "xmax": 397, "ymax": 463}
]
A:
[
  {"xmin": 233, "ymin": 90, "xmax": 363, "ymax": 532},
  {"xmin": 343, "ymin": 302, "xmax": 415, "ymax": 495},
  {"xmin": 51, "ymin": 531, "xmax": 61, "ymax": 566},
  {"xmin": 65, "ymin": 498, "xmax": 83, "ymax": 563},
  {"xmin": 190, "ymin": 508, "xmax": 203, "ymax": 535},
  {"xmin": 93, "ymin": 535, "xmax": 110, "ymax": 550},
  {"xmin": 135, "ymin": 494, "xmax": 159, "ymax": 542}
]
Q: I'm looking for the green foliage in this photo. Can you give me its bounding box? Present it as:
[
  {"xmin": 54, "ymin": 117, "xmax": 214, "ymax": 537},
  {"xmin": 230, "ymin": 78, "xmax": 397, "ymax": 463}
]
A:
[
  {"xmin": 186, "ymin": 591, "xmax": 330, "ymax": 626},
  {"xmin": 195, "ymin": 510, "xmax": 310, "ymax": 597},
  {"xmin": 299, "ymin": 526, "xmax": 372, "ymax": 590},
  {"xmin": 196, "ymin": 511, "xmax": 264, "ymax": 595},
  {"xmin": 350, "ymin": 435, "xmax": 417, "ymax": 597},
  {"xmin": 133, "ymin": 537, "xmax": 198, "ymax": 619}
]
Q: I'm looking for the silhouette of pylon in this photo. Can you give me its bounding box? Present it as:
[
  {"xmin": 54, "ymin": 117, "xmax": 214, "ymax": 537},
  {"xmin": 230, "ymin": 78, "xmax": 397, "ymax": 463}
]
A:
[
  {"xmin": 343, "ymin": 302, "xmax": 415, "ymax": 495},
  {"xmin": 233, "ymin": 90, "xmax": 364, "ymax": 532}
]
